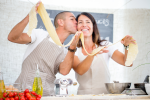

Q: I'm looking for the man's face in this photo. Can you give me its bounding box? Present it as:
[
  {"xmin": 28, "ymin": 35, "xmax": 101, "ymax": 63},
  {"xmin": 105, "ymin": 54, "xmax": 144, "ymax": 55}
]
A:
[{"xmin": 63, "ymin": 13, "xmax": 77, "ymax": 34}]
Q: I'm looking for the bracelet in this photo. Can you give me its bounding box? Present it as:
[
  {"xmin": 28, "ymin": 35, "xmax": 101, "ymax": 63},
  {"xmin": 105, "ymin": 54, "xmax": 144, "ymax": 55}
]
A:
[
  {"xmin": 68, "ymin": 47, "xmax": 77, "ymax": 52},
  {"xmin": 123, "ymin": 44, "xmax": 129, "ymax": 50}
]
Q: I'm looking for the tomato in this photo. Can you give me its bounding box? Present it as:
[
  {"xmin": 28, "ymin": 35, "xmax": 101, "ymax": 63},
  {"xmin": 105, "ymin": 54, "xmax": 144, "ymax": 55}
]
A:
[
  {"xmin": 0, "ymin": 98, "xmax": 4, "ymax": 100},
  {"xmin": 24, "ymin": 89, "xmax": 29, "ymax": 93},
  {"xmin": 19, "ymin": 92, "xmax": 24, "ymax": 96},
  {"xmin": 14, "ymin": 96, "xmax": 19, "ymax": 100},
  {"xmin": 29, "ymin": 97, "xmax": 36, "ymax": 100},
  {"xmin": 36, "ymin": 97, "xmax": 40, "ymax": 100},
  {"xmin": 5, "ymin": 98, "xmax": 10, "ymax": 100},
  {"xmin": 13, "ymin": 92, "xmax": 18, "ymax": 97},
  {"xmin": 34, "ymin": 93, "xmax": 37, "ymax": 97},
  {"xmin": 31, "ymin": 91, "xmax": 36, "ymax": 95},
  {"xmin": 25, "ymin": 97, "xmax": 28, "ymax": 100},
  {"xmin": 3, "ymin": 92, "xmax": 8, "ymax": 98},
  {"xmin": 10, "ymin": 98, "xmax": 15, "ymax": 100},
  {"xmin": 26, "ymin": 93, "xmax": 31, "ymax": 99},
  {"xmin": 37, "ymin": 95, "xmax": 41, "ymax": 99},
  {"xmin": 20, "ymin": 97, "xmax": 25, "ymax": 100},
  {"xmin": 9, "ymin": 92, "xmax": 14, "ymax": 97}
]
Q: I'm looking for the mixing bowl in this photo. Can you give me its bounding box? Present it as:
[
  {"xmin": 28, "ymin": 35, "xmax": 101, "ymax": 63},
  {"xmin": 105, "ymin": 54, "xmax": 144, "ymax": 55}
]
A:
[{"xmin": 105, "ymin": 83, "xmax": 131, "ymax": 94}]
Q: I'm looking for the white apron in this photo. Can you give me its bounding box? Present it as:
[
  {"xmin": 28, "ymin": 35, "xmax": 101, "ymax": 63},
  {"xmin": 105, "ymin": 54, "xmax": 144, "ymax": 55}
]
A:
[{"xmin": 76, "ymin": 47, "xmax": 110, "ymax": 95}]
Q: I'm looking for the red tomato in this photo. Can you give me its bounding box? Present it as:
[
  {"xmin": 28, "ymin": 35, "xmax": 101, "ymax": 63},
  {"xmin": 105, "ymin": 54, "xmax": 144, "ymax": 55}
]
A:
[
  {"xmin": 9, "ymin": 92, "xmax": 14, "ymax": 97},
  {"xmin": 20, "ymin": 97, "xmax": 25, "ymax": 100},
  {"xmin": 10, "ymin": 98, "xmax": 15, "ymax": 100},
  {"xmin": 14, "ymin": 96, "xmax": 19, "ymax": 100},
  {"xmin": 25, "ymin": 97, "xmax": 28, "ymax": 100},
  {"xmin": 31, "ymin": 91, "xmax": 36, "ymax": 95},
  {"xmin": 0, "ymin": 98, "xmax": 4, "ymax": 100},
  {"xmin": 37, "ymin": 95, "xmax": 41, "ymax": 99},
  {"xmin": 36, "ymin": 97, "xmax": 40, "ymax": 100},
  {"xmin": 24, "ymin": 89, "xmax": 29, "ymax": 93},
  {"xmin": 34, "ymin": 93, "xmax": 37, "ymax": 96},
  {"xmin": 29, "ymin": 97, "xmax": 36, "ymax": 100},
  {"xmin": 5, "ymin": 98, "xmax": 10, "ymax": 100},
  {"xmin": 13, "ymin": 92, "xmax": 17, "ymax": 97},
  {"xmin": 3, "ymin": 92, "xmax": 8, "ymax": 98},
  {"xmin": 26, "ymin": 93, "xmax": 31, "ymax": 99},
  {"xmin": 19, "ymin": 92, "xmax": 24, "ymax": 96}
]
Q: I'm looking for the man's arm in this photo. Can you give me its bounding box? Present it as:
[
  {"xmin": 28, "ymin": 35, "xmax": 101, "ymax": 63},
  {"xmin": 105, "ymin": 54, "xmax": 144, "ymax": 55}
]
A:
[
  {"xmin": 59, "ymin": 32, "xmax": 81, "ymax": 75},
  {"xmin": 59, "ymin": 45, "xmax": 77, "ymax": 75},
  {"xmin": 8, "ymin": 1, "xmax": 41, "ymax": 44},
  {"xmin": 8, "ymin": 14, "xmax": 31, "ymax": 44}
]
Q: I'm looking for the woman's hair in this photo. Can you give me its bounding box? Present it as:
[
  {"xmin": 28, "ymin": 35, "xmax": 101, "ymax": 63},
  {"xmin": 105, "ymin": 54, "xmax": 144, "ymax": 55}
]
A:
[{"xmin": 76, "ymin": 12, "xmax": 106, "ymax": 47}]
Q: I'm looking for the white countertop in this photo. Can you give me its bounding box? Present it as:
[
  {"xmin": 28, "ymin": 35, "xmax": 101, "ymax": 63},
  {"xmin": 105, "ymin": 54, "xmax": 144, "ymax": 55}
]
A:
[{"xmin": 41, "ymin": 94, "xmax": 150, "ymax": 100}]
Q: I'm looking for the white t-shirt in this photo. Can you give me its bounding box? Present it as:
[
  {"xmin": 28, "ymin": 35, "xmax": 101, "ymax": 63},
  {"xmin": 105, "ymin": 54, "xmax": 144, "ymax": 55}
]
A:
[
  {"xmin": 75, "ymin": 41, "xmax": 118, "ymax": 94},
  {"xmin": 75, "ymin": 41, "xmax": 117, "ymax": 67},
  {"xmin": 23, "ymin": 29, "xmax": 67, "ymax": 61}
]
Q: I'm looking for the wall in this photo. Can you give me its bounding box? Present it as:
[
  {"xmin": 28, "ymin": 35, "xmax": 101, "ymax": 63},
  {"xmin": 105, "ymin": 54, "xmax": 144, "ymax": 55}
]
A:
[
  {"xmin": 110, "ymin": 9, "xmax": 150, "ymax": 88},
  {"xmin": 0, "ymin": 0, "xmax": 150, "ymax": 94}
]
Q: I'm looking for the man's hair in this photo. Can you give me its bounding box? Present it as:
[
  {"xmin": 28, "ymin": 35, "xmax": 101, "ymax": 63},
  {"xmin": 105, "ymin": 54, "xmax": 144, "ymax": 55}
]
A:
[{"xmin": 54, "ymin": 11, "xmax": 71, "ymax": 28}]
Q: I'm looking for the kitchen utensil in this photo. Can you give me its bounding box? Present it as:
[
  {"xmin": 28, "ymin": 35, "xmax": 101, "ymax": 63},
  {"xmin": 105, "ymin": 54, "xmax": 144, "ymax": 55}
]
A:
[
  {"xmin": 145, "ymin": 84, "xmax": 150, "ymax": 95},
  {"xmin": 134, "ymin": 75, "xmax": 149, "ymax": 94},
  {"xmin": 134, "ymin": 83, "xmax": 147, "ymax": 94},
  {"xmin": 122, "ymin": 88, "xmax": 146, "ymax": 95},
  {"xmin": 105, "ymin": 82, "xmax": 131, "ymax": 94},
  {"xmin": 54, "ymin": 78, "xmax": 73, "ymax": 95},
  {"xmin": 144, "ymin": 75, "xmax": 149, "ymax": 83}
]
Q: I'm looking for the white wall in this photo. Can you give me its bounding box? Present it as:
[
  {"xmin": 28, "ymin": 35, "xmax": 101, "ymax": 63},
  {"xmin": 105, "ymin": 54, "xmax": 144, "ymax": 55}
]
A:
[
  {"xmin": 22, "ymin": 0, "xmax": 150, "ymax": 9},
  {"xmin": 0, "ymin": 0, "xmax": 150, "ymax": 94}
]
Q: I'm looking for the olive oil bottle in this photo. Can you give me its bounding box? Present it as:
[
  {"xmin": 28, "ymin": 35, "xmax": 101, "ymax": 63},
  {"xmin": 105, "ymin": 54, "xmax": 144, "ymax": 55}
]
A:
[
  {"xmin": 32, "ymin": 64, "xmax": 43, "ymax": 96},
  {"xmin": 0, "ymin": 72, "xmax": 6, "ymax": 98}
]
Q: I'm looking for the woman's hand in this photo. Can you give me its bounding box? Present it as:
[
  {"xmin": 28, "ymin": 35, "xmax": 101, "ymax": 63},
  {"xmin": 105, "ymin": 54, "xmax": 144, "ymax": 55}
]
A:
[
  {"xmin": 70, "ymin": 31, "xmax": 82, "ymax": 48},
  {"xmin": 94, "ymin": 46, "xmax": 109, "ymax": 56},
  {"xmin": 98, "ymin": 47, "xmax": 109, "ymax": 54},
  {"xmin": 121, "ymin": 35, "xmax": 136, "ymax": 46},
  {"xmin": 35, "ymin": 1, "xmax": 41, "ymax": 13}
]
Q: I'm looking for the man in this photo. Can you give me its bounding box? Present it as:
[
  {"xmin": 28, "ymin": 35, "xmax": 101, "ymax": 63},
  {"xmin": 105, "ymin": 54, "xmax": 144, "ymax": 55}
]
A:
[{"xmin": 8, "ymin": 2, "xmax": 80, "ymax": 96}]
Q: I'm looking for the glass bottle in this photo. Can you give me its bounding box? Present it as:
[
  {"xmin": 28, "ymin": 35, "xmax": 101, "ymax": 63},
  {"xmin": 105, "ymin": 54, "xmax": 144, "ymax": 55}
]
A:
[
  {"xmin": 0, "ymin": 72, "xmax": 6, "ymax": 98},
  {"xmin": 32, "ymin": 64, "xmax": 43, "ymax": 96}
]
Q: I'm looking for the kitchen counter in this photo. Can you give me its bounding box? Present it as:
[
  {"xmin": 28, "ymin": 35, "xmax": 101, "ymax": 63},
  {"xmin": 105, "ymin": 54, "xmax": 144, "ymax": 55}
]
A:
[{"xmin": 41, "ymin": 94, "xmax": 150, "ymax": 100}]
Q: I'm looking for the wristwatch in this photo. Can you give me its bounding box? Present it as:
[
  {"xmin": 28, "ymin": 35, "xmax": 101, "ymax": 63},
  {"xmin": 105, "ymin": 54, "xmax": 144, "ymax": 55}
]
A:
[
  {"xmin": 123, "ymin": 44, "xmax": 129, "ymax": 50},
  {"xmin": 68, "ymin": 47, "xmax": 77, "ymax": 52}
]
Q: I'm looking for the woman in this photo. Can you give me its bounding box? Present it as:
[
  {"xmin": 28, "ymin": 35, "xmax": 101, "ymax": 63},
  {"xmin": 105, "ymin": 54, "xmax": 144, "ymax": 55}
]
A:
[{"xmin": 73, "ymin": 12, "xmax": 136, "ymax": 95}]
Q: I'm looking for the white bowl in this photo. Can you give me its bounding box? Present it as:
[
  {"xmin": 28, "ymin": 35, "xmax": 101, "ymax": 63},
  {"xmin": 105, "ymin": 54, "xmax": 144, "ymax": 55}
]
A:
[{"xmin": 145, "ymin": 84, "xmax": 150, "ymax": 95}]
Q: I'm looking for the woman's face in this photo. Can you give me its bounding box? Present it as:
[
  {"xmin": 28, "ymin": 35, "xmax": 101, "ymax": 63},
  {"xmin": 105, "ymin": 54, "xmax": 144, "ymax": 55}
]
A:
[{"xmin": 77, "ymin": 15, "xmax": 93, "ymax": 37}]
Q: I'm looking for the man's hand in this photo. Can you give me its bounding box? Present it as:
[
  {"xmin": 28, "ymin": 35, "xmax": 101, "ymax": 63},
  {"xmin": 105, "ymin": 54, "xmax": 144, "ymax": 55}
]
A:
[
  {"xmin": 35, "ymin": 1, "xmax": 41, "ymax": 13},
  {"xmin": 70, "ymin": 31, "xmax": 82, "ymax": 49}
]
